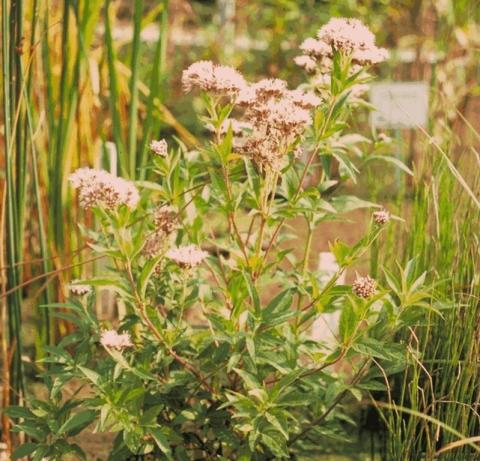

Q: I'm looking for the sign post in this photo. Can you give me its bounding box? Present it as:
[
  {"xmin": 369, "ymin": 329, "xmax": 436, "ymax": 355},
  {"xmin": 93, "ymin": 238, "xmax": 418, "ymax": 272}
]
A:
[{"xmin": 370, "ymin": 81, "xmax": 429, "ymax": 191}]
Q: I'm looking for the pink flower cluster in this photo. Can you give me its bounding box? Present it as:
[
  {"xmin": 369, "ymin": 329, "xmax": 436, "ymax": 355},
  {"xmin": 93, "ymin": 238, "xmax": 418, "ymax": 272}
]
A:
[
  {"xmin": 182, "ymin": 60, "xmax": 322, "ymax": 171},
  {"xmin": 68, "ymin": 281, "xmax": 92, "ymax": 296},
  {"xmin": 69, "ymin": 168, "xmax": 139, "ymax": 210},
  {"xmin": 352, "ymin": 275, "xmax": 377, "ymax": 299},
  {"xmin": 143, "ymin": 206, "xmax": 179, "ymax": 258},
  {"xmin": 235, "ymin": 80, "xmax": 321, "ymax": 170},
  {"xmin": 182, "ymin": 61, "xmax": 246, "ymax": 94},
  {"xmin": 373, "ymin": 209, "xmax": 391, "ymax": 225},
  {"xmin": 153, "ymin": 205, "xmax": 179, "ymax": 234},
  {"xmin": 318, "ymin": 18, "xmax": 376, "ymax": 54},
  {"xmin": 166, "ymin": 245, "xmax": 209, "ymax": 269},
  {"xmin": 295, "ymin": 18, "xmax": 388, "ymax": 73},
  {"xmin": 150, "ymin": 139, "xmax": 168, "ymax": 157},
  {"xmin": 100, "ymin": 329, "xmax": 133, "ymax": 350}
]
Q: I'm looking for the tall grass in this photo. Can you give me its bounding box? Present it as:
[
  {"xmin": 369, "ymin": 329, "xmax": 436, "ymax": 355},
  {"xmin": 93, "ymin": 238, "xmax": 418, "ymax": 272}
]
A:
[
  {"xmin": 2, "ymin": 0, "xmax": 26, "ymax": 409},
  {"xmin": 378, "ymin": 121, "xmax": 480, "ymax": 459},
  {"xmin": 1, "ymin": 0, "xmax": 179, "ymax": 434}
]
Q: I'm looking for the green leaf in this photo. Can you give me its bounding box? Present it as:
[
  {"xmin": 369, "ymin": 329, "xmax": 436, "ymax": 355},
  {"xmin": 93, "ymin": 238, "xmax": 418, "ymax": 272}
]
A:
[
  {"xmin": 246, "ymin": 336, "xmax": 256, "ymax": 364},
  {"xmin": 242, "ymin": 270, "xmax": 261, "ymax": 315},
  {"xmin": 333, "ymin": 151, "xmax": 359, "ymax": 181},
  {"xmin": 59, "ymin": 410, "xmax": 96, "ymax": 436},
  {"xmin": 331, "ymin": 195, "xmax": 378, "ymax": 213},
  {"xmin": 271, "ymin": 369, "xmax": 304, "ymax": 400},
  {"xmin": 261, "ymin": 431, "xmax": 288, "ymax": 458},
  {"xmin": 277, "ymin": 390, "xmax": 310, "ymax": 407},
  {"xmin": 78, "ymin": 366, "xmax": 101, "ymax": 385},
  {"xmin": 227, "ymin": 352, "xmax": 241, "ymax": 372},
  {"xmin": 357, "ymin": 380, "xmax": 387, "ymax": 391},
  {"xmin": 351, "ymin": 337, "xmax": 396, "ymax": 360},
  {"xmin": 66, "ymin": 444, "xmax": 87, "ymax": 460},
  {"xmin": 265, "ymin": 413, "xmax": 289, "ymax": 440},
  {"xmin": 234, "ymin": 368, "xmax": 261, "ymax": 390},
  {"xmin": 31, "ymin": 445, "xmax": 49, "ymax": 461},
  {"xmin": 329, "ymin": 240, "xmax": 351, "ymax": 266},
  {"xmin": 348, "ymin": 387, "xmax": 363, "ymax": 402},
  {"xmin": 140, "ymin": 405, "xmax": 163, "ymax": 425},
  {"xmin": 12, "ymin": 443, "xmax": 38, "ymax": 459},
  {"xmin": 14, "ymin": 424, "xmax": 46, "ymax": 440},
  {"xmin": 365, "ymin": 155, "xmax": 413, "ymax": 176},
  {"xmin": 138, "ymin": 256, "xmax": 161, "ymax": 298},
  {"xmin": 150, "ymin": 428, "xmax": 173, "ymax": 460},
  {"xmin": 339, "ymin": 303, "xmax": 357, "ymax": 343},
  {"xmin": 4, "ymin": 405, "xmax": 34, "ymax": 419},
  {"xmin": 262, "ymin": 289, "xmax": 293, "ymax": 320},
  {"xmin": 237, "ymin": 448, "xmax": 253, "ymax": 461}
]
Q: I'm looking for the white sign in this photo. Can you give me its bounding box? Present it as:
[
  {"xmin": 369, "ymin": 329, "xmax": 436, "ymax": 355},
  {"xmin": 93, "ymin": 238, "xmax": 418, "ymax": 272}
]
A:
[{"xmin": 370, "ymin": 82, "xmax": 429, "ymax": 129}]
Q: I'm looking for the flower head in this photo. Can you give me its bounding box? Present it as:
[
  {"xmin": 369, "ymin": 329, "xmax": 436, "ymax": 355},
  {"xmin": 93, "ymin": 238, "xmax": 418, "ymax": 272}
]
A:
[
  {"xmin": 236, "ymin": 85, "xmax": 258, "ymax": 107},
  {"xmin": 69, "ymin": 168, "xmax": 139, "ymax": 209},
  {"xmin": 252, "ymin": 78, "xmax": 288, "ymax": 100},
  {"xmin": 236, "ymin": 132, "xmax": 286, "ymax": 171},
  {"xmin": 150, "ymin": 139, "xmax": 168, "ymax": 157},
  {"xmin": 143, "ymin": 233, "xmax": 168, "ymax": 258},
  {"xmin": 294, "ymin": 55, "xmax": 318, "ymax": 73},
  {"xmin": 68, "ymin": 281, "xmax": 91, "ymax": 296},
  {"xmin": 100, "ymin": 329, "xmax": 133, "ymax": 350},
  {"xmin": 352, "ymin": 47, "xmax": 389, "ymax": 65},
  {"xmin": 182, "ymin": 60, "xmax": 215, "ymax": 92},
  {"xmin": 182, "ymin": 61, "xmax": 245, "ymax": 95},
  {"xmin": 287, "ymin": 89, "xmax": 322, "ymax": 109},
  {"xmin": 166, "ymin": 245, "xmax": 209, "ymax": 268},
  {"xmin": 373, "ymin": 209, "xmax": 391, "ymax": 225},
  {"xmin": 233, "ymin": 75, "xmax": 318, "ymax": 171},
  {"xmin": 213, "ymin": 65, "xmax": 247, "ymax": 94},
  {"xmin": 317, "ymin": 18, "xmax": 375, "ymax": 53},
  {"xmin": 263, "ymin": 99, "xmax": 312, "ymax": 133},
  {"xmin": 300, "ymin": 37, "xmax": 332, "ymax": 58},
  {"xmin": 352, "ymin": 275, "xmax": 377, "ymax": 299},
  {"xmin": 142, "ymin": 206, "xmax": 179, "ymax": 258},
  {"xmin": 153, "ymin": 205, "xmax": 179, "ymax": 234}
]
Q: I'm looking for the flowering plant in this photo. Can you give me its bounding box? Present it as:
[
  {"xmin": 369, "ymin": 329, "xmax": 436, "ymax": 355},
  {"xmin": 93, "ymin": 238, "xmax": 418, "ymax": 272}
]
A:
[{"xmin": 8, "ymin": 18, "xmax": 431, "ymax": 460}]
